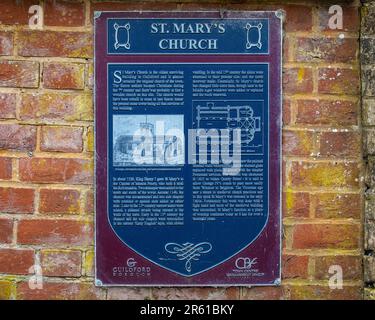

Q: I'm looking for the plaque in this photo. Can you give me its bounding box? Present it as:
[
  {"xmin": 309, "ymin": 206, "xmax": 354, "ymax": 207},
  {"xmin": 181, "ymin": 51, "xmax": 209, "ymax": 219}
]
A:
[{"xmin": 95, "ymin": 11, "xmax": 282, "ymax": 286}]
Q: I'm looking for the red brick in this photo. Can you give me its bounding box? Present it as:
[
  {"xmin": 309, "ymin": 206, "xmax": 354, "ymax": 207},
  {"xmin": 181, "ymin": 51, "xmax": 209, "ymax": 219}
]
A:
[
  {"xmin": 283, "ymin": 5, "xmax": 312, "ymax": 32},
  {"xmin": 18, "ymin": 31, "xmax": 92, "ymax": 58},
  {"xmin": 0, "ymin": 93, "xmax": 16, "ymax": 119},
  {"xmin": 283, "ymin": 68, "xmax": 313, "ymax": 94},
  {"xmin": 0, "ymin": 124, "xmax": 36, "ymax": 151},
  {"xmin": 295, "ymin": 38, "xmax": 357, "ymax": 63},
  {"xmin": 0, "ymin": 31, "xmax": 13, "ymax": 55},
  {"xmin": 317, "ymin": 6, "xmax": 359, "ymax": 32},
  {"xmin": 0, "ymin": 0, "xmax": 38, "ymax": 25},
  {"xmin": 289, "ymin": 161, "xmax": 360, "ymax": 188},
  {"xmin": 0, "ymin": 157, "xmax": 12, "ymax": 180},
  {"xmin": 314, "ymin": 255, "xmax": 362, "ymax": 280},
  {"xmin": 17, "ymin": 281, "xmax": 105, "ymax": 300},
  {"xmin": 107, "ymin": 288, "xmax": 152, "ymax": 300},
  {"xmin": 283, "ymin": 99, "xmax": 292, "ymax": 125},
  {"xmin": 283, "ymin": 191, "xmax": 310, "ymax": 218},
  {"xmin": 0, "ymin": 187, "xmax": 35, "ymax": 214},
  {"xmin": 0, "ymin": 218, "xmax": 13, "ymax": 243},
  {"xmin": 295, "ymin": 99, "xmax": 358, "ymax": 126},
  {"xmin": 41, "ymin": 126, "xmax": 83, "ymax": 153},
  {"xmin": 43, "ymin": 63, "xmax": 85, "ymax": 90},
  {"xmin": 20, "ymin": 93, "xmax": 92, "ymax": 122},
  {"xmin": 319, "ymin": 131, "xmax": 360, "ymax": 158},
  {"xmin": 241, "ymin": 287, "xmax": 286, "ymax": 300},
  {"xmin": 19, "ymin": 158, "xmax": 93, "ymax": 184},
  {"xmin": 0, "ymin": 249, "xmax": 34, "ymax": 275},
  {"xmin": 41, "ymin": 249, "xmax": 81, "ymax": 277},
  {"xmin": 44, "ymin": 0, "xmax": 85, "ymax": 27},
  {"xmin": 313, "ymin": 193, "xmax": 361, "ymax": 219},
  {"xmin": 283, "ymin": 130, "xmax": 315, "ymax": 156},
  {"xmin": 318, "ymin": 68, "xmax": 359, "ymax": 95},
  {"xmin": 85, "ymin": 190, "xmax": 94, "ymax": 214},
  {"xmin": 17, "ymin": 219, "xmax": 93, "ymax": 246},
  {"xmin": 292, "ymin": 224, "xmax": 360, "ymax": 249},
  {"xmin": 282, "ymin": 255, "xmax": 309, "ymax": 279},
  {"xmin": 39, "ymin": 189, "xmax": 80, "ymax": 214},
  {"xmin": 289, "ymin": 285, "xmax": 361, "ymax": 300},
  {"xmin": 0, "ymin": 60, "xmax": 39, "ymax": 88},
  {"xmin": 152, "ymin": 287, "xmax": 239, "ymax": 300}
]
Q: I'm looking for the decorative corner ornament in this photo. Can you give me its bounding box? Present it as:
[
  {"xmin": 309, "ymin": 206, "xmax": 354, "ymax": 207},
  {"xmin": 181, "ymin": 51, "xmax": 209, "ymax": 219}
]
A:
[
  {"xmin": 165, "ymin": 242, "xmax": 212, "ymax": 273},
  {"xmin": 93, "ymin": 11, "xmax": 102, "ymax": 20},
  {"xmin": 114, "ymin": 22, "xmax": 131, "ymax": 50},
  {"xmin": 245, "ymin": 23, "xmax": 263, "ymax": 50}
]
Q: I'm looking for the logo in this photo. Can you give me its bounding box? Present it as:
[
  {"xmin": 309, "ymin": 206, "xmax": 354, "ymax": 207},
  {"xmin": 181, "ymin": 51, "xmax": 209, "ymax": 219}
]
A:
[
  {"xmin": 126, "ymin": 258, "xmax": 137, "ymax": 268},
  {"xmin": 235, "ymin": 257, "xmax": 258, "ymax": 270}
]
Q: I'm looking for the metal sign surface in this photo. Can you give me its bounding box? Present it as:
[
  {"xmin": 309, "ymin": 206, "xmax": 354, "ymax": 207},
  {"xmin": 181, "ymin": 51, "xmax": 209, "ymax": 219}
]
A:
[{"xmin": 95, "ymin": 11, "xmax": 282, "ymax": 286}]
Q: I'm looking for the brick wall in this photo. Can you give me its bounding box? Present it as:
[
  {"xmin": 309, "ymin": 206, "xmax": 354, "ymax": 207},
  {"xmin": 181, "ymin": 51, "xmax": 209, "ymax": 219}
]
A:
[
  {"xmin": 362, "ymin": 0, "xmax": 375, "ymax": 301},
  {"xmin": 0, "ymin": 0, "xmax": 363, "ymax": 300}
]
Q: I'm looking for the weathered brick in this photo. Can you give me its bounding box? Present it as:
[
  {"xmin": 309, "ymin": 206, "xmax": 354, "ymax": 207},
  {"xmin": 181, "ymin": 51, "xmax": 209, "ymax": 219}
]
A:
[
  {"xmin": 313, "ymin": 193, "xmax": 361, "ymax": 219},
  {"xmin": 107, "ymin": 288, "xmax": 152, "ymax": 300},
  {"xmin": 0, "ymin": 93, "xmax": 16, "ymax": 119},
  {"xmin": 43, "ymin": 63, "xmax": 85, "ymax": 90},
  {"xmin": 283, "ymin": 68, "xmax": 313, "ymax": 94},
  {"xmin": 365, "ymin": 194, "xmax": 375, "ymax": 221},
  {"xmin": 44, "ymin": 0, "xmax": 85, "ymax": 27},
  {"xmin": 0, "ymin": 157, "xmax": 12, "ymax": 180},
  {"xmin": 0, "ymin": 218, "xmax": 13, "ymax": 244},
  {"xmin": 41, "ymin": 126, "xmax": 83, "ymax": 153},
  {"xmin": 366, "ymin": 157, "xmax": 375, "ymax": 189},
  {"xmin": 0, "ymin": 280, "xmax": 14, "ymax": 300},
  {"xmin": 292, "ymin": 224, "xmax": 360, "ymax": 249},
  {"xmin": 295, "ymin": 99, "xmax": 358, "ymax": 126},
  {"xmin": 364, "ymin": 128, "xmax": 375, "ymax": 155},
  {"xmin": 365, "ymin": 288, "xmax": 375, "ymax": 300},
  {"xmin": 0, "ymin": 124, "xmax": 36, "ymax": 151},
  {"xmin": 363, "ymin": 98, "xmax": 375, "ymax": 126},
  {"xmin": 296, "ymin": 38, "xmax": 357, "ymax": 63},
  {"xmin": 289, "ymin": 285, "xmax": 362, "ymax": 300},
  {"xmin": 0, "ymin": 0, "xmax": 38, "ymax": 25},
  {"xmin": 318, "ymin": 6, "xmax": 359, "ymax": 32},
  {"xmin": 318, "ymin": 68, "xmax": 359, "ymax": 95},
  {"xmin": 152, "ymin": 288, "xmax": 238, "ymax": 300},
  {"xmin": 85, "ymin": 190, "xmax": 94, "ymax": 214},
  {"xmin": 41, "ymin": 249, "xmax": 81, "ymax": 277},
  {"xmin": 363, "ymin": 69, "xmax": 375, "ymax": 97},
  {"xmin": 289, "ymin": 161, "xmax": 360, "ymax": 188},
  {"xmin": 319, "ymin": 131, "xmax": 360, "ymax": 158},
  {"xmin": 361, "ymin": 3, "xmax": 375, "ymax": 35},
  {"xmin": 0, "ymin": 31, "xmax": 13, "ymax": 55},
  {"xmin": 84, "ymin": 249, "xmax": 94, "ymax": 276},
  {"xmin": 283, "ymin": 130, "xmax": 315, "ymax": 157},
  {"xmin": 39, "ymin": 189, "xmax": 80, "ymax": 214},
  {"xmin": 283, "ymin": 190, "xmax": 310, "ymax": 218},
  {"xmin": 283, "ymin": 99, "xmax": 291, "ymax": 125},
  {"xmin": 17, "ymin": 219, "xmax": 93, "ymax": 246},
  {"xmin": 361, "ymin": 38, "xmax": 375, "ymax": 65},
  {"xmin": 20, "ymin": 93, "xmax": 93, "ymax": 122},
  {"xmin": 17, "ymin": 281, "xmax": 105, "ymax": 300},
  {"xmin": 19, "ymin": 158, "xmax": 93, "ymax": 184},
  {"xmin": 18, "ymin": 31, "xmax": 92, "ymax": 58},
  {"xmin": 241, "ymin": 287, "xmax": 286, "ymax": 300},
  {"xmin": 86, "ymin": 126, "xmax": 94, "ymax": 152},
  {"xmin": 282, "ymin": 255, "xmax": 309, "ymax": 279},
  {"xmin": 0, "ymin": 249, "xmax": 34, "ymax": 275},
  {"xmin": 0, "ymin": 187, "xmax": 35, "ymax": 214},
  {"xmin": 0, "ymin": 61, "xmax": 39, "ymax": 88},
  {"xmin": 315, "ymin": 255, "xmax": 362, "ymax": 280},
  {"xmin": 365, "ymin": 220, "xmax": 375, "ymax": 251},
  {"xmin": 364, "ymin": 255, "xmax": 375, "ymax": 283}
]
